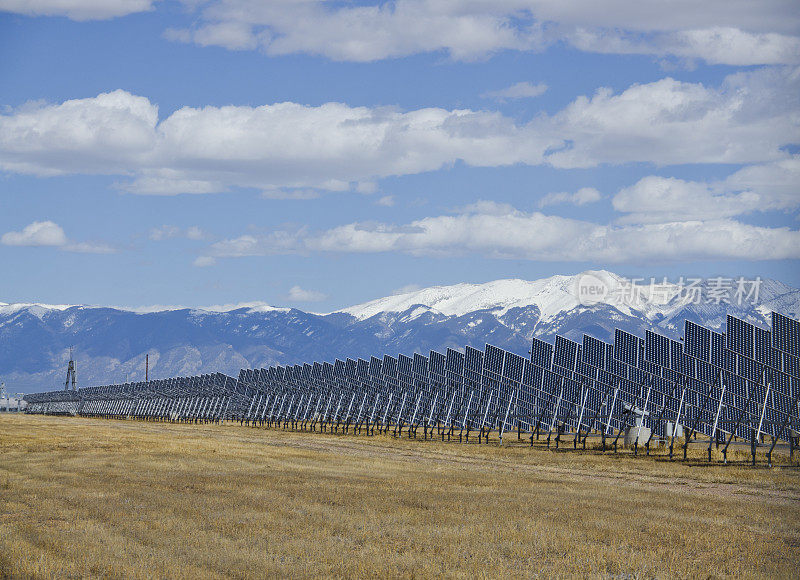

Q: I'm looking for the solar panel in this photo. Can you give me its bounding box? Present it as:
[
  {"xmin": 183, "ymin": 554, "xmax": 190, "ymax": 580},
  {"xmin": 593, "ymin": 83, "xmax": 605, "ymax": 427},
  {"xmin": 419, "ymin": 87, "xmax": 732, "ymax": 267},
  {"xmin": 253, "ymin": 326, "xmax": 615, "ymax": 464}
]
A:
[
  {"xmin": 531, "ymin": 337, "xmax": 553, "ymax": 369},
  {"xmin": 582, "ymin": 335, "xmax": 610, "ymax": 370},
  {"xmin": 726, "ymin": 315, "xmax": 755, "ymax": 359},
  {"xmin": 553, "ymin": 336, "xmax": 579, "ymax": 370},
  {"xmin": 772, "ymin": 312, "xmax": 800, "ymax": 357},
  {"xmin": 614, "ymin": 329, "xmax": 641, "ymax": 367},
  {"xmin": 484, "ymin": 344, "xmax": 505, "ymax": 376},
  {"xmin": 645, "ymin": 331, "xmax": 670, "ymax": 368}
]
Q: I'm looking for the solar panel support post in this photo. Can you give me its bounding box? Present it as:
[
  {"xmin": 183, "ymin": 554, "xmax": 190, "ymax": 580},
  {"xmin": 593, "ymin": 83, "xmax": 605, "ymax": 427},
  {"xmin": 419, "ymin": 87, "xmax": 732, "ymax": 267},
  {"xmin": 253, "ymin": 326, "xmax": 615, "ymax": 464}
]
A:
[
  {"xmin": 669, "ymin": 386, "xmax": 686, "ymax": 460},
  {"xmin": 382, "ymin": 393, "xmax": 392, "ymax": 434},
  {"xmin": 427, "ymin": 392, "xmax": 439, "ymax": 440},
  {"xmin": 684, "ymin": 386, "xmax": 712, "ymax": 461},
  {"xmin": 580, "ymin": 391, "xmax": 607, "ymax": 449},
  {"xmin": 409, "ymin": 393, "xmax": 421, "ymax": 438},
  {"xmin": 355, "ymin": 392, "xmax": 366, "ymax": 434},
  {"xmin": 499, "ymin": 391, "xmax": 515, "ymax": 445},
  {"xmin": 480, "ymin": 390, "xmax": 494, "ymax": 444},
  {"xmin": 548, "ymin": 385, "xmax": 564, "ymax": 450},
  {"xmin": 709, "ymin": 378, "xmax": 727, "ymax": 462},
  {"xmin": 368, "ymin": 395, "xmax": 378, "ymax": 435},
  {"xmin": 605, "ymin": 384, "xmax": 619, "ymax": 436},
  {"xmin": 304, "ymin": 394, "xmax": 315, "ymax": 431},
  {"xmin": 243, "ymin": 394, "xmax": 256, "ymax": 426},
  {"xmin": 322, "ymin": 393, "xmax": 333, "ymax": 432},
  {"xmin": 574, "ymin": 386, "xmax": 588, "ymax": 450},
  {"xmin": 395, "ymin": 392, "xmax": 407, "ymax": 437},
  {"xmin": 756, "ymin": 382, "xmax": 771, "ymax": 444},
  {"xmin": 343, "ymin": 393, "xmax": 355, "ymax": 434},
  {"xmin": 461, "ymin": 390, "xmax": 473, "ymax": 442},
  {"xmin": 721, "ymin": 390, "xmax": 754, "ymax": 464},
  {"xmin": 444, "ymin": 391, "xmax": 455, "ymax": 441}
]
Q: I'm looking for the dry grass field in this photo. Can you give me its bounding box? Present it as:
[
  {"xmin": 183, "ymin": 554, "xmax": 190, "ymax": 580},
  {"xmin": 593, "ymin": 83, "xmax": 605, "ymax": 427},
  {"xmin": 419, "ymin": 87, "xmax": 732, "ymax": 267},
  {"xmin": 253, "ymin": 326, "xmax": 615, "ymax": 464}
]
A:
[{"xmin": 1, "ymin": 414, "xmax": 799, "ymax": 579}]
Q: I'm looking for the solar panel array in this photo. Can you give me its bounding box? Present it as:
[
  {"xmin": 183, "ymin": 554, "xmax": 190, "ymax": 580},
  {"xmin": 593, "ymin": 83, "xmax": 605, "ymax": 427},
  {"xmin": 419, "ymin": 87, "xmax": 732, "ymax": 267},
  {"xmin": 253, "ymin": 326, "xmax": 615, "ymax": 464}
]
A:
[
  {"xmin": 24, "ymin": 311, "xmax": 800, "ymax": 464},
  {"xmin": 26, "ymin": 373, "xmax": 243, "ymax": 422}
]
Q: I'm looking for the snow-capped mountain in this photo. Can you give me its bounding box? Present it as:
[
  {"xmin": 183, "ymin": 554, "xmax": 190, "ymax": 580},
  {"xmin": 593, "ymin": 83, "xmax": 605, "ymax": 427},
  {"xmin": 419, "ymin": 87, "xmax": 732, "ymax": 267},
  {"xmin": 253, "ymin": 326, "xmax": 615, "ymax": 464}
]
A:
[{"xmin": 2, "ymin": 271, "xmax": 798, "ymax": 393}]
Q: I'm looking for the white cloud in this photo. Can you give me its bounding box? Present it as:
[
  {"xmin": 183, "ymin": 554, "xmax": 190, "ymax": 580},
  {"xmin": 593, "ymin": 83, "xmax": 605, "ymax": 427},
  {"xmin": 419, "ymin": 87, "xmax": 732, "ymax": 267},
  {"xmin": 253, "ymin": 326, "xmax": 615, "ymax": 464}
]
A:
[
  {"xmin": 149, "ymin": 225, "xmax": 206, "ymax": 241},
  {"xmin": 287, "ymin": 285, "xmax": 327, "ymax": 302},
  {"xmin": 482, "ymin": 82, "xmax": 548, "ymax": 101},
  {"xmin": 567, "ymin": 26, "xmax": 800, "ymax": 66},
  {"xmin": 544, "ymin": 67, "xmax": 800, "ymax": 168},
  {"xmin": 0, "ymin": 0, "xmax": 156, "ymax": 21},
  {"xmin": 1, "ymin": 221, "xmax": 67, "ymax": 246},
  {"xmin": 1, "ymin": 220, "xmax": 115, "ymax": 253},
  {"xmin": 1, "ymin": 68, "xmax": 797, "ymax": 191},
  {"xmin": 613, "ymin": 157, "xmax": 800, "ymax": 223},
  {"xmin": 165, "ymin": 1, "xmax": 800, "ymax": 65},
  {"xmin": 193, "ymin": 256, "xmax": 217, "ymax": 267},
  {"xmin": 63, "ymin": 241, "xmax": 116, "ymax": 254},
  {"xmin": 0, "ymin": 90, "xmax": 157, "ymax": 176},
  {"xmin": 376, "ymin": 195, "xmax": 395, "ymax": 207},
  {"xmin": 205, "ymin": 202, "xmax": 800, "ymax": 263},
  {"xmin": 539, "ymin": 187, "xmax": 602, "ymax": 208}
]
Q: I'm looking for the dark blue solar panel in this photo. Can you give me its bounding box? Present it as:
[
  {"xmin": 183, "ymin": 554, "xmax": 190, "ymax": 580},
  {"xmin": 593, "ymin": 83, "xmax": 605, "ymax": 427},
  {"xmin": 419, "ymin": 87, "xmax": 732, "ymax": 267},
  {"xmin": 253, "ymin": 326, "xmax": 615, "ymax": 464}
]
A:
[
  {"xmin": 553, "ymin": 336, "xmax": 579, "ymax": 370},
  {"xmin": 429, "ymin": 351, "xmax": 446, "ymax": 377},
  {"xmin": 582, "ymin": 335, "xmax": 610, "ymax": 369},
  {"xmin": 382, "ymin": 355, "xmax": 398, "ymax": 377},
  {"xmin": 502, "ymin": 352, "xmax": 525, "ymax": 383},
  {"xmin": 727, "ymin": 315, "xmax": 755, "ymax": 359},
  {"xmin": 345, "ymin": 359, "xmax": 358, "ymax": 377},
  {"xmin": 645, "ymin": 331, "xmax": 670, "ymax": 368},
  {"xmin": 357, "ymin": 359, "xmax": 369, "ymax": 377},
  {"xmin": 484, "ymin": 344, "xmax": 505, "ymax": 376},
  {"xmin": 465, "ymin": 346, "xmax": 483, "ymax": 374},
  {"xmin": 369, "ymin": 356, "xmax": 382, "ymax": 377},
  {"xmin": 773, "ymin": 312, "xmax": 800, "ymax": 357},
  {"xmin": 398, "ymin": 354, "xmax": 413, "ymax": 376},
  {"xmin": 531, "ymin": 338, "xmax": 553, "ymax": 369},
  {"xmin": 412, "ymin": 353, "xmax": 429, "ymax": 377},
  {"xmin": 614, "ymin": 329, "xmax": 640, "ymax": 367},
  {"xmin": 522, "ymin": 360, "xmax": 542, "ymax": 387},
  {"xmin": 445, "ymin": 348, "xmax": 464, "ymax": 375},
  {"xmin": 684, "ymin": 321, "xmax": 711, "ymax": 362}
]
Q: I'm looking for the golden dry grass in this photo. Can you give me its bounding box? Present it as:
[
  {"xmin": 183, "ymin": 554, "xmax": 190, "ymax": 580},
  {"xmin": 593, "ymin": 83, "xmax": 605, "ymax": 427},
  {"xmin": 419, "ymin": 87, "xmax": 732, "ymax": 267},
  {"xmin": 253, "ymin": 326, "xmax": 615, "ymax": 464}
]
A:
[{"xmin": 1, "ymin": 414, "xmax": 799, "ymax": 579}]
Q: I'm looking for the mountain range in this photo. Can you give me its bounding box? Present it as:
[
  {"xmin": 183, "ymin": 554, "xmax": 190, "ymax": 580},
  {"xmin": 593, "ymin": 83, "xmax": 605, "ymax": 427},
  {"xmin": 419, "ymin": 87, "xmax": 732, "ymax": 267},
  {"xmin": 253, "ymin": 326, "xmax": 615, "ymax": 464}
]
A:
[{"xmin": 2, "ymin": 271, "xmax": 798, "ymax": 393}]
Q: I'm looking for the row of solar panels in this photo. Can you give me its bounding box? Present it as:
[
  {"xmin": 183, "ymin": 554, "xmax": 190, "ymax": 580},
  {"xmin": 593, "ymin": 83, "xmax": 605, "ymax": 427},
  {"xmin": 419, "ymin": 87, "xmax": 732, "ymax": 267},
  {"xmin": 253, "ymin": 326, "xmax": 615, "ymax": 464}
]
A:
[
  {"xmin": 25, "ymin": 373, "xmax": 245, "ymax": 420},
  {"xmin": 24, "ymin": 313, "xmax": 800, "ymax": 447}
]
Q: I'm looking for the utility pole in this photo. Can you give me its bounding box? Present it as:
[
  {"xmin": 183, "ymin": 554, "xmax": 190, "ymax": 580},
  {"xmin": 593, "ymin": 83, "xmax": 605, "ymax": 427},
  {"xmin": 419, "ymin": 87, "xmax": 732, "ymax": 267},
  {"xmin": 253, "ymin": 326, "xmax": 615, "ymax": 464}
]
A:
[{"xmin": 65, "ymin": 347, "xmax": 77, "ymax": 391}]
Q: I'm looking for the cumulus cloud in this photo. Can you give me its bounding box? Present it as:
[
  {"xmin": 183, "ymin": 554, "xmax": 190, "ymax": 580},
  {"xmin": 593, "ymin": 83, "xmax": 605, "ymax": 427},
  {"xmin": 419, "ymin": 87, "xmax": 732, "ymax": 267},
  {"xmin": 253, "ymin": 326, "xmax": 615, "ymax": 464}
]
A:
[
  {"xmin": 1, "ymin": 221, "xmax": 67, "ymax": 246},
  {"xmin": 613, "ymin": 157, "xmax": 800, "ymax": 223},
  {"xmin": 201, "ymin": 201, "xmax": 800, "ymax": 264},
  {"xmin": 0, "ymin": 0, "xmax": 156, "ymax": 21},
  {"xmin": 482, "ymin": 82, "xmax": 548, "ymax": 101},
  {"xmin": 164, "ymin": 1, "xmax": 800, "ymax": 65},
  {"xmin": 1, "ymin": 220, "xmax": 115, "ymax": 253},
  {"xmin": 0, "ymin": 68, "xmax": 797, "ymax": 192},
  {"xmin": 287, "ymin": 285, "xmax": 327, "ymax": 302},
  {"xmin": 539, "ymin": 187, "xmax": 602, "ymax": 208}
]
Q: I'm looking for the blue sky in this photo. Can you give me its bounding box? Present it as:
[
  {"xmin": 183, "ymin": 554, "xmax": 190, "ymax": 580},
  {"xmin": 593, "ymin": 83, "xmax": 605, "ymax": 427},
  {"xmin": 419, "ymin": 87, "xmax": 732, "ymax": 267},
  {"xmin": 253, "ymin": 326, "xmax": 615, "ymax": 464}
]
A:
[{"xmin": 1, "ymin": 1, "xmax": 799, "ymax": 311}]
